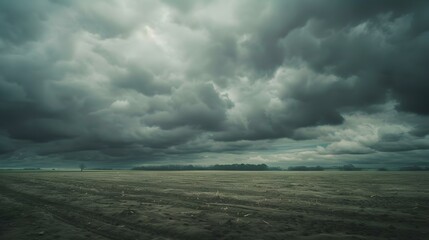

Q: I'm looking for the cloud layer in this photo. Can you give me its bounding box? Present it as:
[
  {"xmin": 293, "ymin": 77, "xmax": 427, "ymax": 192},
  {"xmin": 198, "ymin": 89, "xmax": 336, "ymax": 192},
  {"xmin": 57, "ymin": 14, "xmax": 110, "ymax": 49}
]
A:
[{"xmin": 1, "ymin": 0, "xmax": 429, "ymax": 167}]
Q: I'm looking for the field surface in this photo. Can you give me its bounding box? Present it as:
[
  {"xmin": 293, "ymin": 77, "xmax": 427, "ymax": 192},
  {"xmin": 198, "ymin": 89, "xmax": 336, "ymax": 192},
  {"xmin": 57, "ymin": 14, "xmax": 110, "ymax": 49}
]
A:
[{"xmin": 0, "ymin": 171, "xmax": 428, "ymax": 240}]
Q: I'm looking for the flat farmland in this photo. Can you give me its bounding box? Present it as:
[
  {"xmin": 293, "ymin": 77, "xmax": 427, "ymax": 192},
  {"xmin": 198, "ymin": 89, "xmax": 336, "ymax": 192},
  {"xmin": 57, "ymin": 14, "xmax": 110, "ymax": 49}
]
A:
[{"xmin": 0, "ymin": 171, "xmax": 428, "ymax": 240}]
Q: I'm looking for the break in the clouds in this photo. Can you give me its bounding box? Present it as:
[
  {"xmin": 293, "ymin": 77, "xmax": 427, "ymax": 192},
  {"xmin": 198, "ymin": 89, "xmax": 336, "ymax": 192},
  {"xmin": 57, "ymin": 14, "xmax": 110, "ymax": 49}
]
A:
[{"xmin": 1, "ymin": 0, "xmax": 429, "ymax": 167}]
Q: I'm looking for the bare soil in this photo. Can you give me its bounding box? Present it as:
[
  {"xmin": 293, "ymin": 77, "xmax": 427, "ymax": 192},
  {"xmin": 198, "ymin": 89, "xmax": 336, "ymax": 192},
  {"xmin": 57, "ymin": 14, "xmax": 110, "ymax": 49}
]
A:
[{"xmin": 0, "ymin": 171, "xmax": 428, "ymax": 239}]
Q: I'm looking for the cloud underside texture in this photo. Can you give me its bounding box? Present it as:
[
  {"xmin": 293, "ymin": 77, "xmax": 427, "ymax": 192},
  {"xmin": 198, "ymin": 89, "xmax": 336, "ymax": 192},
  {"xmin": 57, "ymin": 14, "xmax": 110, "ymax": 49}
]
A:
[{"xmin": 0, "ymin": 0, "xmax": 429, "ymax": 165}]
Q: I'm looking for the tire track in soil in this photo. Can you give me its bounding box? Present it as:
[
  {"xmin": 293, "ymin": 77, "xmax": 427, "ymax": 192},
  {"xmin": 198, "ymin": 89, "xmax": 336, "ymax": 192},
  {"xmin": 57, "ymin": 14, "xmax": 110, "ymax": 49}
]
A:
[
  {"xmin": 0, "ymin": 184, "xmax": 189, "ymax": 240},
  {"xmin": 13, "ymin": 178, "xmax": 421, "ymax": 230},
  {"xmin": 2, "ymin": 175, "xmax": 426, "ymax": 240},
  {"xmin": 3, "ymin": 176, "xmax": 425, "ymax": 234}
]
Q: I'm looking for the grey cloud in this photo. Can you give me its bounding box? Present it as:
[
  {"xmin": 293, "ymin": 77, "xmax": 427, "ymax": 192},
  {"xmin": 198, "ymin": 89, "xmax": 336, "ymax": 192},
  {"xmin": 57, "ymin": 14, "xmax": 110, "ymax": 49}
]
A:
[
  {"xmin": 144, "ymin": 82, "xmax": 232, "ymax": 131},
  {"xmin": 114, "ymin": 64, "xmax": 173, "ymax": 96},
  {"xmin": 372, "ymin": 139, "xmax": 429, "ymax": 153},
  {"xmin": 277, "ymin": 8, "xmax": 429, "ymax": 114},
  {"xmin": 0, "ymin": 1, "xmax": 50, "ymax": 44},
  {"xmin": 319, "ymin": 140, "xmax": 375, "ymax": 155},
  {"xmin": 296, "ymin": 108, "xmax": 429, "ymax": 156},
  {"xmin": 0, "ymin": 134, "xmax": 16, "ymax": 154},
  {"xmin": 167, "ymin": 0, "xmax": 429, "ymax": 140},
  {"xmin": 1, "ymin": 0, "xmax": 429, "ymax": 166}
]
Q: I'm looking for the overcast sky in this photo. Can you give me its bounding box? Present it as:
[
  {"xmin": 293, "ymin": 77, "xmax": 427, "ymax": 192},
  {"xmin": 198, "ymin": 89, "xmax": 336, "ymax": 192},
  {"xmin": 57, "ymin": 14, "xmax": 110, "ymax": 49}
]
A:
[{"xmin": 1, "ymin": 0, "xmax": 429, "ymax": 168}]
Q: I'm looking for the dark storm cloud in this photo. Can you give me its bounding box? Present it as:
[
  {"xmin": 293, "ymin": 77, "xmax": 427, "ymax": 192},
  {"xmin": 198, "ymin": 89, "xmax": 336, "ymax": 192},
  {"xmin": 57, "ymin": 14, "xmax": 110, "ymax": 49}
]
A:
[
  {"xmin": 144, "ymin": 82, "xmax": 232, "ymax": 130},
  {"xmin": 165, "ymin": 0, "xmax": 429, "ymax": 139},
  {"xmin": 0, "ymin": 134, "xmax": 16, "ymax": 154},
  {"xmin": 114, "ymin": 65, "xmax": 172, "ymax": 96},
  {"xmin": 0, "ymin": 1, "xmax": 50, "ymax": 44},
  {"xmin": 1, "ymin": 0, "xmax": 429, "ymax": 166}
]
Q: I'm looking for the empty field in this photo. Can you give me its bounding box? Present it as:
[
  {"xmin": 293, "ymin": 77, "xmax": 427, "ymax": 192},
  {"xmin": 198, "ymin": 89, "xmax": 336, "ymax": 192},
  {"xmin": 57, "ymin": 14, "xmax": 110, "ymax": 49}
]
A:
[{"xmin": 0, "ymin": 171, "xmax": 428, "ymax": 240}]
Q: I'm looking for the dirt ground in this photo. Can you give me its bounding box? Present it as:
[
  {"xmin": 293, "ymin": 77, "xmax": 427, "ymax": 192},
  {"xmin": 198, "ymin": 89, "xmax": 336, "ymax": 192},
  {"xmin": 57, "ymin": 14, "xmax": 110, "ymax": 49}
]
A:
[{"xmin": 0, "ymin": 171, "xmax": 428, "ymax": 240}]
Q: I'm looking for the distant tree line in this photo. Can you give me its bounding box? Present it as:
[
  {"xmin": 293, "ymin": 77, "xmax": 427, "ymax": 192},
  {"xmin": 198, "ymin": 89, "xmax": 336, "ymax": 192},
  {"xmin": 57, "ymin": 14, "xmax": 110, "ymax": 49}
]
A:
[
  {"xmin": 339, "ymin": 164, "xmax": 362, "ymax": 171},
  {"xmin": 23, "ymin": 168, "xmax": 41, "ymax": 170},
  {"xmin": 399, "ymin": 166, "xmax": 429, "ymax": 171},
  {"xmin": 287, "ymin": 164, "xmax": 364, "ymax": 171},
  {"xmin": 132, "ymin": 163, "xmax": 279, "ymax": 171},
  {"xmin": 212, "ymin": 164, "xmax": 271, "ymax": 171},
  {"xmin": 288, "ymin": 166, "xmax": 324, "ymax": 171},
  {"xmin": 133, "ymin": 165, "xmax": 205, "ymax": 171}
]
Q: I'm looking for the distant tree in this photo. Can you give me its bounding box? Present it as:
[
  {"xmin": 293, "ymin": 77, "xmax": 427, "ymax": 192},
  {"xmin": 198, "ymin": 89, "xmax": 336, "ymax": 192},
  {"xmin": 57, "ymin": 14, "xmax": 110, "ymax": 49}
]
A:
[
  {"xmin": 288, "ymin": 166, "xmax": 324, "ymax": 171},
  {"xmin": 341, "ymin": 164, "xmax": 361, "ymax": 171},
  {"xmin": 399, "ymin": 165, "xmax": 428, "ymax": 171},
  {"xmin": 132, "ymin": 163, "xmax": 271, "ymax": 171},
  {"xmin": 79, "ymin": 163, "xmax": 86, "ymax": 172}
]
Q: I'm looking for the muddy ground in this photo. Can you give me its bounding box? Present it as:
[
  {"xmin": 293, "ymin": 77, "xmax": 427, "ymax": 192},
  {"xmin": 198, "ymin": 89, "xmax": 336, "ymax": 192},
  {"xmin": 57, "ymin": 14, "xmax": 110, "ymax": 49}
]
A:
[{"xmin": 0, "ymin": 171, "xmax": 428, "ymax": 239}]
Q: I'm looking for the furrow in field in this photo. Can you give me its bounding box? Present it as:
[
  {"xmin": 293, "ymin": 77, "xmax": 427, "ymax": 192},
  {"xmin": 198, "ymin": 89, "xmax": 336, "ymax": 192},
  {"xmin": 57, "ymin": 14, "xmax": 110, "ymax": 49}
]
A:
[
  {"xmin": 6, "ymin": 176, "xmax": 426, "ymax": 227},
  {"xmin": 1, "ymin": 175, "xmax": 426, "ymax": 239},
  {"xmin": 0, "ymin": 184, "xmax": 208, "ymax": 240},
  {"xmin": 2, "ymin": 175, "xmax": 427, "ymax": 229}
]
